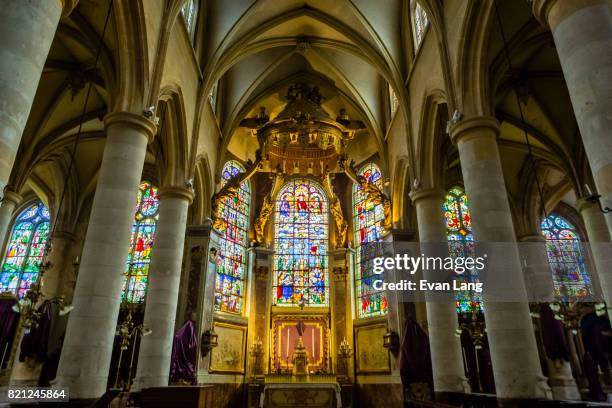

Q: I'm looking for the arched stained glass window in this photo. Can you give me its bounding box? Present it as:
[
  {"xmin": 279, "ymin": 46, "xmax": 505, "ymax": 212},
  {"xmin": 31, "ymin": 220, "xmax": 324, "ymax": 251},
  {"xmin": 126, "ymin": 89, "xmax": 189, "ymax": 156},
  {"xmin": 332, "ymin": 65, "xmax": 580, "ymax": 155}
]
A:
[
  {"xmin": 214, "ymin": 160, "xmax": 250, "ymax": 314},
  {"xmin": 353, "ymin": 163, "xmax": 387, "ymax": 318},
  {"xmin": 0, "ymin": 202, "xmax": 50, "ymax": 298},
  {"xmin": 122, "ymin": 181, "xmax": 159, "ymax": 303},
  {"xmin": 541, "ymin": 214, "xmax": 592, "ymax": 298},
  {"xmin": 274, "ymin": 179, "xmax": 328, "ymax": 306},
  {"xmin": 443, "ymin": 186, "xmax": 482, "ymax": 314}
]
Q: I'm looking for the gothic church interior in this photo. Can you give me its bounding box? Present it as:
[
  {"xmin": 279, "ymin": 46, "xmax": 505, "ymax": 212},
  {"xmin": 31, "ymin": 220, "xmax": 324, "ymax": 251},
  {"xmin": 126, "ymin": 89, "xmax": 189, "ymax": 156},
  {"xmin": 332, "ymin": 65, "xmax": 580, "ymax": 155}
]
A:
[{"xmin": 0, "ymin": 0, "xmax": 611, "ymax": 407}]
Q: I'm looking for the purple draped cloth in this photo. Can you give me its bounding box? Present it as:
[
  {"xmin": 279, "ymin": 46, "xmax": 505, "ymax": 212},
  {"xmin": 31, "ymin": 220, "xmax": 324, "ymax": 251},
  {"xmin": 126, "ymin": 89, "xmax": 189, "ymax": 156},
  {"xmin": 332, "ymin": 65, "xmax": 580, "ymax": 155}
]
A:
[
  {"xmin": 0, "ymin": 298, "xmax": 19, "ymax": 366},
  {"xmin": 539, "ymin": 303, "xmax": 569, "ymax": 361},
  {"xmin": 170, "ymin": 319, "xmax": 197, "ymax": 385},
  {"xmin": 19, "ymin": 300, "xmax": 54, "ymax": 362},
  {"xmin": 399, "ymin": 318, "xmax": 433, "ymax": 387}
]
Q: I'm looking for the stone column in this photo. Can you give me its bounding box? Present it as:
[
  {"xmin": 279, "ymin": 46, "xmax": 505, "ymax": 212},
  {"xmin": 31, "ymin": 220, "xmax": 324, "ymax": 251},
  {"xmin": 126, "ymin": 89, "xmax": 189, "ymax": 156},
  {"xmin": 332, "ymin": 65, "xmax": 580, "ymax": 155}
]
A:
[
  {"xmin": 410, "ymin": 188, "xmax": 469, "ymax": 394},
  {"xmin": 576, "ymin": 198, "xmax": 612, "ymax": 309},
  {"xmin": 516, "ymin": 235, "xmax": 555, "ymax": 302},
  {"xmin": 533, "ymin": 0, "xmax": 612, "ymax": 235},
  {"xmin": 42, "ymin": 231, "xmax": 77, "ymax": 299},
  {"xmin": 176, "ymin": 223, "xmax": 212, "ymax": 334},
  {"xmin": 449, "ymin": 116, "xmax": 550, "ymax": 400},
  {"xmin": 517, "ymin": 234, "xmax": 579, "ymax": 400},
  {"xmin": 329, "ymin": 248, "xmax": 353, "ymax": 379},
  {"xmin": 54, "ymin": 112, "xmax": 155, "ymax": 399},
  {"xmin": 196, "ymin": 230, "xmax": 221, "ymax": 381},
  {"xmin": 0, "ymin": 189, "xmax": 22, "ymax": 252},
  {"xmin": 0, "ymin": 0, "xmax": 77, "ymax": 196},
  {"xmin": 246, "ymin": 247, "xmax": 273, "ymax": 377},
  {"xmin": 132, "ymin": 186, "xmax": 193, "ymax": 390}
]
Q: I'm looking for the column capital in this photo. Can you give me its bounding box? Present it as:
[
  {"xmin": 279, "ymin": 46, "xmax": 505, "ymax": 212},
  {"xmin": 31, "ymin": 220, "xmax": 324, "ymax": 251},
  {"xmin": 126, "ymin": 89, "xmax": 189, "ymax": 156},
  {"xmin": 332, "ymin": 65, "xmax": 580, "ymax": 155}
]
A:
[
  {"xmin": 104, "ymin": 111, "xmax": 157, "ymax": 144},
  {"xmin": 517, "ymin": 233, "xmax": 546, "ymax": 243},
  {"xmin": 409, "ymin": 187, "xmax": 446, "ymax": 205},
  {"xmin": 158, "ymin": 186, "xmax": 195, "ymax": 203},
  {"xmin": 1, "ymin": 189, "xmax": 22, "ymax": 207},
  {"xmin": 532, "ymin": 0, "xmax": 606, "ymax": 30},
  {"xmin": 575, "ymin": 197, "xmax": 598, "ymax": 213},
  {"xmin": 60, "ymin": 0, "xmax": 79, "ymax": 17},
  {"xmin": 448, "ymin": 115, "xmax": 499, "ymax": 146}
]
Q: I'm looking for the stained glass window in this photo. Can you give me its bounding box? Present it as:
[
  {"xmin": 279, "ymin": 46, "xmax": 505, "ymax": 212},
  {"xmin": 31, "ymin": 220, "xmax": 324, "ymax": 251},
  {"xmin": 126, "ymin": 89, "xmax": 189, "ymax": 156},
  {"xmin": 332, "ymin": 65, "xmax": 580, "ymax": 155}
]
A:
[
  {"xmin": 413, "ymin": 1, "xmax": 429, "ymax": 47},
  {"xmin": 353, "ymin": 163, "xmax": 387, "ymax": 318},
  {"xmin": 122, "ymin": 181, "xmax": 159, "ymax": 303},
  {"xmin": 181, "ymin": 0, "xmax": 198, "ymax": 39},
  {"xmin": 541, "ymin": 214, "xmax": 592, "ymax": 299},
  {"xmin": 214, "ymin": 160, "xmax": 250, "ymax": 314},
  {"xmin": 273, "ymin": 179, "xmax": 329, "ymax": 306},
  {"xmin": 0, "ymin": 202, "xmax": 50, "ymax": 298},
  {"xmin": 443, "ymin": 186, "xmax": 483, "ymax": 315}
]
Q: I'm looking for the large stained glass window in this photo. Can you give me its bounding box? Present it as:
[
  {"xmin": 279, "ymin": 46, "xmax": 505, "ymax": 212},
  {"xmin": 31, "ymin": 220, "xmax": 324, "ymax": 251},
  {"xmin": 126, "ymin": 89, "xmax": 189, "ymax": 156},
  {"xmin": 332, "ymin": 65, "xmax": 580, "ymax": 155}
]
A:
[
  {"xmin": 353, "ymin": 163, "xmax": 387, "ymax": 318},
  {"xmin": 541, "ymin": 214, "xmax": 592, "ymax": 298},
  {"xmin": 122, "ymin": 181, "xmax": 159, "ymax": 303},
  {"xmin": 443, "ymin": 186, "xmax": 482, "ymax": 314},
  {"xmin": 0, "ymin": 203, "xmax": 50, "ymax": 298},
  {"xmin": 214, "ymin": 160, "xmax": 250, "ymax": 314},
  {"xmin": 274, "ymin": 179, "xmax": 328, "ymax": 306}
]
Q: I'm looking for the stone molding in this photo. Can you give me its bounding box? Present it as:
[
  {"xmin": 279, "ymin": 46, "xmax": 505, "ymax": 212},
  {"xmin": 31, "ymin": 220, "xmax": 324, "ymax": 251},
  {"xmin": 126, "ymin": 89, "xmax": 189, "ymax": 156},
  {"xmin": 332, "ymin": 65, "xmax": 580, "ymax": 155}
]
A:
[
  {"xmin": 1, "ymin": 190, "xmax": 23, "ymax": 206},
  {"xmin": 448, "ymin": 115, "xmax": 499, "ymax": 146},
  {"xmin": 103, "ymin": 111, "xmax": 157, "ymax": 144},
  {"xmin": 159, "ymin": 186, "xmax": 195, "ymax": 203},
  {"xmin": 408, "ymin": 188, "xmax": 445, "ymax": 205},
  {"xmin": 532, "ymin": 0, "xmax": 606, "ymax": 30}
]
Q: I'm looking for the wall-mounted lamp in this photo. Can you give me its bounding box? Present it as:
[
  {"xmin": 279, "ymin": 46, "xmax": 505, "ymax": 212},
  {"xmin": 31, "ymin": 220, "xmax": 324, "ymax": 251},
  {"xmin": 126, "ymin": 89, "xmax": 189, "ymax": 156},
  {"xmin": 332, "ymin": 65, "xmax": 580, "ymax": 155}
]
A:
[
  {"xmin": 584, "ymin": 184, "xmax": 612, "ymax": 213},
  {"xmin": 382, "ymin": 330, "xmax": 400, "ymax": 356},
  {"xmin": 201, "ymin": 328, "xmax": 218, "ymax": 357}
]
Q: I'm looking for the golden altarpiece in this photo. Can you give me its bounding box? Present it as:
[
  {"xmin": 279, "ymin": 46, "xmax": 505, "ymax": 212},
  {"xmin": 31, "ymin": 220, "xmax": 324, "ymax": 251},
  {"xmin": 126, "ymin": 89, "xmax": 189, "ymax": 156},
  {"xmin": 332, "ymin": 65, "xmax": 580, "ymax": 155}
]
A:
[{"xmin": 178, "ymin": 85, "xmax": 405, "ymax": 407}]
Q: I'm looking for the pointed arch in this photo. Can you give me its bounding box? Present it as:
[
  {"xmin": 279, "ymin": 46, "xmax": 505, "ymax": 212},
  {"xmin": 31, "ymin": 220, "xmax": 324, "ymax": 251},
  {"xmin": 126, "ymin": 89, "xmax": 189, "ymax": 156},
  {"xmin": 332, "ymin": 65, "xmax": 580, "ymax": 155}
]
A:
[
  {"xmin": 122, "ymin": 181, "xmax": 159, "ymax": 303},
  {"xmin": 273, "ymin": 178, "xmax": 329, "ymax": 307},
  {"xmin": 443, "ymin": 186, "xmax": 483, "ymax": 314},
  {"xmin": 0, "ymin": 202, "xmax": 50, "ymax": 298},
  {"xmin": 214, "ymin": 160, "xmax": 251, "ymax": 314},
  {"xmin": 353, "ymin": 163, "xmax": 387, "ymax": 318},
  {"xmin": 541, "ymin": 214, "xmax": 592, "ymax": 298}
]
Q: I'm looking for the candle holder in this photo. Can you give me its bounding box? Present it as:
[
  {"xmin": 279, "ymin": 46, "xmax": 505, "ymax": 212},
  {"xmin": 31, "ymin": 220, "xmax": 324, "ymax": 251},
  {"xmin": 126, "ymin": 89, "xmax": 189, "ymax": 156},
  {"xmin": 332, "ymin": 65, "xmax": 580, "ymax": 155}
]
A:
[
  {"xmin": 337, "ymin": 337, "xmax": 353, "ymax": 375},
  {"xmin": 249, "ymin": 337, "xmax": 264, "ymax": 375},
  {"xmin": 113, "ymin": 306, "xmax": 152, "ymax": 390},
  {"xmin": 455, "ymin": 310, "xmax": 486, "ymax": 350}
]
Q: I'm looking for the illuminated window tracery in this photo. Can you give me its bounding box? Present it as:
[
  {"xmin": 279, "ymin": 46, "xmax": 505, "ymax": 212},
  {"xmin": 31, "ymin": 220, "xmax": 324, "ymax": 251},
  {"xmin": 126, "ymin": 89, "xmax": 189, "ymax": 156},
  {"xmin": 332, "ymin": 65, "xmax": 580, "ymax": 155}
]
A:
[
  {"xmin": 541, "ymin": 214, "xmax": 592, "ymax": 298},
  {"xmin": 214, "ymin": 160, "xmax": 250, "ymax": 313},
  {"xmin": 413, "ymin": 1, "xmax": 429, "ymax": 47},
  {"xmin": 443, "ymin": 186, "xmax": 482, "ymax": 314},
  {"xmin": 273, "ymin": 179, "xmax": 328, "ymax": 306},
  {"xmin": 0, "ymin": 202, "xmax": 50, "ymax": 298},
  {"xmin": 122, "ymin": 181, "xmax": 159, "ymax": 303},
  {"xmin": 353, "ymin": 163, "xmax": 387, "ymax": 318}
]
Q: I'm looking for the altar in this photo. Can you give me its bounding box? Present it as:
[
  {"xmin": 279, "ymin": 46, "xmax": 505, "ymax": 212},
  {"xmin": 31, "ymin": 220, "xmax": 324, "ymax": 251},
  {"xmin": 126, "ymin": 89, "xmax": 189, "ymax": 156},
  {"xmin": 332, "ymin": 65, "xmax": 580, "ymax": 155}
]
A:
[{"xmin": 259, "ymin": 374, "xmax": 341, "ymax": 408}]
